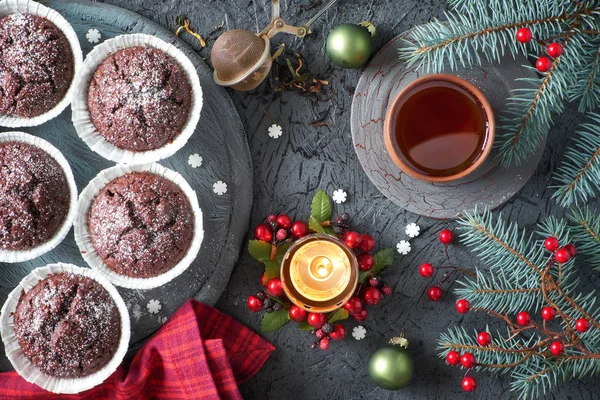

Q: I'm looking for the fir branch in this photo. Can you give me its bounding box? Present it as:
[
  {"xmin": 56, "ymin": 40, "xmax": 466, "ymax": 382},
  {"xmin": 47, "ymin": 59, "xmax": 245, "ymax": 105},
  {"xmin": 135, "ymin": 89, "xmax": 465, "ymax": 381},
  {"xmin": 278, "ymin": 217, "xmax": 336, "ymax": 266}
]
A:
[
  {"xmin": 455, "ymin": 270, "xmax": 544, "ymax": 315},
  {"xmin": 458, "ymin": 208, "xmax": 546, "ymax": 276},
  {"xmin": 444, "ymin": 211, "xmax": 600, "ymax": 397},
  {"xmin": 496, "ymin": 46, "xmax": 572, "ymax": 166},
  {"xmin": 552, "ymin": 114, "xmax": 600, "ymax": 206},
  {"xmin": 569, "ymin": 38, "xmax": 600, "ymax": 112},
  {"xmin": 399, "ymin": 0, "xmax": 586, "ymax": 73},
  {"xmin": 568, "ymin": 206, "xmax": 600, "ymax": 270}
]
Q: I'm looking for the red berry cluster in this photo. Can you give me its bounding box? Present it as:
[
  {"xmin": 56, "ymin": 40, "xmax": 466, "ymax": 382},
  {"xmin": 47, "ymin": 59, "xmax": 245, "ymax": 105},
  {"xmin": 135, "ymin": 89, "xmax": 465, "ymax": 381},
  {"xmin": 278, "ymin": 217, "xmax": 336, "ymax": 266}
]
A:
[
  {"xmin": 247, "ymin": 288, "xmax": 284, "ymax": 313},
  {"xmin": 342, "ymin": 276, "xmax": 393, "ymax": 322},
  {"xmin": 311, "ymin": 322, "xmax": 346, "ymax": 350},
  {"xmin": 249, "ymin": 210, "xmax": 393, "ymax": 351},
  {"xmin": 514, "ymin": 27, "xmax": 564, "ymax": 72},
  {"xmin": 418, "ymin": 229, "xmax": 459, "ymax": 302},
  {"xmin": 445, "ymin": 349, "xmax": 478, "ymax": 392},
  {"xmin": 254, "ymin": 214, "xmax": 309, "ymax": 243}
]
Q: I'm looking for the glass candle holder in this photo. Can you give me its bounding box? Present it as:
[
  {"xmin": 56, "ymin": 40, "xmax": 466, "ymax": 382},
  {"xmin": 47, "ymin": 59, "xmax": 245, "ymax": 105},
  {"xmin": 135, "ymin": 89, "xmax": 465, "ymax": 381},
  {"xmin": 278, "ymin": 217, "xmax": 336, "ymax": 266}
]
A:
[{"xmin": 281, "ymin": 233, "xmax": 358, "ymax": 313}]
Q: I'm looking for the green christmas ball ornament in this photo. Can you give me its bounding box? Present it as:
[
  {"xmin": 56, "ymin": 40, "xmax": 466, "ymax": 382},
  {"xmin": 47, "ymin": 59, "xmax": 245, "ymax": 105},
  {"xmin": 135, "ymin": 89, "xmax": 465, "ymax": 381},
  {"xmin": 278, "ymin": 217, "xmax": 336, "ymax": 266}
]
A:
[
  {"xmin": 326, "ymin": 22, "xmax": 375, "ymax": 69},
  {"xmin": 368, "ymin": 336, "xmax": 414, "ymax": 390}
]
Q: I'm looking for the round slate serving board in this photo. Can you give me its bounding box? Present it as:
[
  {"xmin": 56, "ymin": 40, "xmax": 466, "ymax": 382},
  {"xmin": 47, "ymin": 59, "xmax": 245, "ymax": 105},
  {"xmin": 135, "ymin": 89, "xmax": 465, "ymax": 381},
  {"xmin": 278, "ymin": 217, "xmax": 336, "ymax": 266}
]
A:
[
  {"xmin": 0, "ymin": 0, "xmax": 252, "ymax": 369},
  {"xmin": 351, "ymin": 33, "xmax": 546, "ymax": 219}
]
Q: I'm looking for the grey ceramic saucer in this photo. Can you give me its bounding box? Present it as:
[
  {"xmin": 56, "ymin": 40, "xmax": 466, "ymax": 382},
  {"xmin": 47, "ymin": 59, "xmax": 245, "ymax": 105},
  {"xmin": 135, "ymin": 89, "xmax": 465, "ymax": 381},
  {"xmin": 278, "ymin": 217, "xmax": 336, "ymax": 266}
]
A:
[{"xmin": 350, "ymin": 32, "xmax": 545, "ymax": 219}]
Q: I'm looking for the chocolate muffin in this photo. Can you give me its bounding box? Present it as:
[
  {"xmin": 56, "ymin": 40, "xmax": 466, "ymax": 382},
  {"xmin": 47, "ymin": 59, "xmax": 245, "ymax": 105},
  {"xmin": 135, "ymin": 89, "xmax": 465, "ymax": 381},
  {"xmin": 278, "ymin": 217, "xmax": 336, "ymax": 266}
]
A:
[
  {"xmin": 0, "ymin": 13, "xmax": 75, "ymax": 118},
  {"xmin": 13, "ymin": 272, "xmax": 121, "ymax": 378},
  {"xmin": 88, "ymin": 171, "xmax": 194, "ymax": 278},
  {"xmin": 87, "ymin": 46, "xmax": 192, "ymax": 152},
  {"xmin": 0, "ymin": 142, "xmax": 71, "ymax": 250}
]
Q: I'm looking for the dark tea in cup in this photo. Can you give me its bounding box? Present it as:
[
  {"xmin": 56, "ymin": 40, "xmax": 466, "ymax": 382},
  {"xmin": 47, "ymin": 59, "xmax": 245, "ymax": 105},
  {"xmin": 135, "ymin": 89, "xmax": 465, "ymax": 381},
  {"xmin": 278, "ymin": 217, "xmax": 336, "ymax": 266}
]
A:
[{"xmin": 384, "ymin": 74, "xmax": 495, "ymax": 183}]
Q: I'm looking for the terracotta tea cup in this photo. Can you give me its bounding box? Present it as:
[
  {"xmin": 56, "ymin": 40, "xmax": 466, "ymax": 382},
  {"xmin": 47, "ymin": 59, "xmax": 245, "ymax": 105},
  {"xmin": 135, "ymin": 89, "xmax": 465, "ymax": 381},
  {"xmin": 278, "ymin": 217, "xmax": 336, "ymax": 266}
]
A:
[{"xmin": 383, "ymin": 74, "xmax": 495, "ymax": 183}]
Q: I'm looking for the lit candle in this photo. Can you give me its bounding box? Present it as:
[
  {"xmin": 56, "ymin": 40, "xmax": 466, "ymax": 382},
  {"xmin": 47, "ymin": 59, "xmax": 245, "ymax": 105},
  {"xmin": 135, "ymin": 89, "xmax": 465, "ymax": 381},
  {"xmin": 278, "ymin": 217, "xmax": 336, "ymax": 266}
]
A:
[{"xmin": 281, "ymin": 234, "xmax": 358, "ymax": 313}]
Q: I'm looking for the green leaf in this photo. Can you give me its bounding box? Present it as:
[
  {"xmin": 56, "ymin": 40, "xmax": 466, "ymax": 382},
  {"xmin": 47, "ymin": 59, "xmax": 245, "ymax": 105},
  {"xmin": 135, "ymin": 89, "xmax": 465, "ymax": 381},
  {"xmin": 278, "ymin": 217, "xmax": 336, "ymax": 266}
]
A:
[
  {"xmin": 248, "ymin": 240, "xmax": 271, "ymax": 262},
  {"xmin": 264, "ymin": 260, "xmax": 281, "ymax": 280},
  {"xmin": 309, "ymin": 216, "xmax": 326, "ymax": 233},
  {"xmin": 328, "ymin": 308, "xmax": 349, "ymax": 323},
  {"xmin": 311, "ymin": 190, "xmax": 332, "ymax": 223},
  {"xmin": 261, "ymin": 310, "xmax": 290, "ymax": 333},
  {"xmin": 263, "ymin": 243, "xmax": 292, "ymax": 280},
  {"xmin": 275, "ymin": 243, "xmax": 291, "ymax": 262},
  {"xmin": 298, "ymin": 321, "xmax": 313, "ymax": 330},
  {"xmin": 359, "ymin": 248, "xmax": 395, "ymax": 283}
]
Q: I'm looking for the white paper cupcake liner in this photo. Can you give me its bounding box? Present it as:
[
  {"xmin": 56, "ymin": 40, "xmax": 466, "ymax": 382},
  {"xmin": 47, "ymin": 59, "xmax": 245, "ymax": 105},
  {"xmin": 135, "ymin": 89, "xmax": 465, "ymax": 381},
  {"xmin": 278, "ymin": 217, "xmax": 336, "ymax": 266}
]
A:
[
  {"xmin": 0, "ymin": 0, "xmax": 83, "ymax": 128},
  {"xmin": 74, "ymin": 163, "xmax": 204, "ymax": 289},
  {"xmin": 0, "ymin": 132, "xmax": 78, "ymax": 263},
  {"xmin": 0, "ymin": 263, "xmax": 131, "ymax": 394},
  {"xmin": 72, "ymin": 33, "xmax": 203, "ymax": 164}
]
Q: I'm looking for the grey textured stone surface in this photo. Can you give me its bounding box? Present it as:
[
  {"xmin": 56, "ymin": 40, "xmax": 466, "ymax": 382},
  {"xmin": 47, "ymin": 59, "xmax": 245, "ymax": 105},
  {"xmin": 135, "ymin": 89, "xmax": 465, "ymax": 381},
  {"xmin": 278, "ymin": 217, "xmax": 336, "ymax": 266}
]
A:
[
  {"xmin": 5, "ymin": 0, "xmax": 600, "ymax": 398},
  {"xmin": 92, "ymin": 0, "xmax": 600, "ymax": 398}
]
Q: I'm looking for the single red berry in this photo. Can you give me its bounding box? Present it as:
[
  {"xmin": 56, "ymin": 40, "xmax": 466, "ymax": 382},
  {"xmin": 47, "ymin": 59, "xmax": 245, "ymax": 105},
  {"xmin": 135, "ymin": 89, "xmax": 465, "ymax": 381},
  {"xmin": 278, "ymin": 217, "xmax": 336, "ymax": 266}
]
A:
[
  {"xmin": 550, "ymin": 341, "xmax": 564, "ymax": 356},
  {"xmin": 477, "ymin": 332, "xmax": 492, "ymax": 346},
  {"xmin": 267, "ymin": 214, "xmax": 277, "ymax": 224},
  {"xmin": 307, "ymin": 312, "xmax": 328, "ymax": 329},
  {"xmin": 254, "ymin": 224, "xmax": 272, "ymax": 242},
  {"xmin": 456, "ymin": 299, "xmax": 471, "ymax": 314},
  {"xmin": 289, "ymin": 305, "xmax": 307, "ymax": 322},
  {"xmin": 516, "ymin": 27, "xmax": 532, "ymax": 43},
  {"xmin": 315, "ymin": 329, "xmax": 326, "ymax": 339},
  {"xmin": 343, "ymin": 297, "xmax": 363, "ymax": 314},
  {"xmin": 275, "ymin": 229, "xmax": 287, "ymax": 241},
  {"xmin": 345, "ymin": 231, "xmax": 362, "ymax": 249},
  {"xmin": 517, "ymin": 311, "xmax": 531, "ymax": 326},
  {"xmin": 329, "ymin": 324, "xmax": 346, "ymax": 341},
  {"xmin": 547, "ymin": 42, "xmax": 563, "ymax": 57},
  {"xmin": 462, "ymin": 376, "xmax": 477, "ymax": 392},
  {"xmin": 267, "ymin": 278, "xmax": 284, "ymax": 297},
  {"xmin": 276, "ymin": 214, "xmax": 292, "ymax": 229},
  {"xmin": 446, "ymin": 351, "xmax": 461, "ymax": 366},
  {"xmin": 576, "ymin": 318, "xmax": 590, "ymax": 333},
  {"xmin": 536, "ymin": 56, "xmax": 552, "ymax": 72},
  {"xmin": 260, "ymin": 272, "xmax": 269, "ymax": 287},
  {"xmin": 555, "ymin": 247, "xmax": 571, "ymax": 263},
  {"xmin": 363, "ymin": 287, "xmax": 382, "ymax": 305},
  {"xmin": 381, "ymin": 285, "xmax": 392, "ymax": 296},
  {"xmin": 460, "ymin": 352, "xmax": 477, "ymax": 368},
  {"xmin": 358, "ymin": 234, "xmax": 375, "ymax": 253},
  {"xmin": 290, "ymin": 221, "xmax": 309, "ymax": 238},
  {"xmin": 428, "ymin": 286, "xmax": 443, "ymax": 301},
  {"xmin": 353, "ymin": 308, "xmax": 368, "ymax": 321},
  {"xmin": 368, "ymin": 277, "xmax": 380, "ymax": 287},
  {"xmin": 541, "ymin": 306, "xmax": 556, "ymax": 321},
  {"xmin": 319, "ymin": 337, "xmax": 330, "ymax": 350},
  {"xmin": 564, "ymin": 244, "xmax": 577, "ymax": 257},
  {"xmin": 544, "ymin": 237, "xmax": 560, "ymax": 252},
  {"xmin": 419, "ymin": 263, "xmax": 435, "ymax": 278},
  {"xmin": 358, "ymin": 253, "xmax": 375, "ymax": 271},
  {"xmin": 247, "ymin": 295, "xmax": 263, "ymax": 312},
  {"xmin": 439, "ymin": 229, "xmax": 455, "ymax": 245}
]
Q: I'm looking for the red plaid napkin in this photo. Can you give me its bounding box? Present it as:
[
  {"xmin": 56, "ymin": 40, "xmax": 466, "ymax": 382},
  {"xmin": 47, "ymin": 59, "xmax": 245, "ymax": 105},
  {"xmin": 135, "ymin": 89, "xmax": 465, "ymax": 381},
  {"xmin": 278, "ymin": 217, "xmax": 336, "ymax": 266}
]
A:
[{"xmin": 0, "ymin": 299, "xmax": 275, "ymax": 399}]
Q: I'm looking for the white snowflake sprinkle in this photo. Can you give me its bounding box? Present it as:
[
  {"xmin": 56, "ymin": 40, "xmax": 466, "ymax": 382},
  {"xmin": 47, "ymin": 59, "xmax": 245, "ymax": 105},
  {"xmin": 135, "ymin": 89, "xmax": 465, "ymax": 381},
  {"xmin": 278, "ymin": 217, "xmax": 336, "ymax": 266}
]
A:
[
  {"xmin": 396, "ymin": 240, "xmax": 411, "ymax": 255},
  {"xmin": 332, "ymin": 189, "xmax": 347, "ymax": 204},
  {"xmin": 188, "ymin": 153, "xmax": 203, "ymax": 168},
  {"xmin": 131, "ymin": 303, "xmax": 142, "ymax": 322},
  {"xmin": 213, "ymin": 181, "xmax": 227, "ymax": 195},
  {"xmin": 268, "ymin": 124, "xmax": 283, "ymax": 139},
  {"xmin": 86, "ymin": 28, "xmax": 101, "ymax": 44},
  {"xmin": 159, "ymin": 316, "xmax": 168, "ymax": 324},
  {"xmin": 405, "ymin": 223, "xmax": 420, "ymax": 238},
  {"xmin": 352, "ymin": 325, "xmax": 367, "ymax": 340},
  {"xmin": 147, "ymin": 299, "xmax": 162, "ymax": 314}
]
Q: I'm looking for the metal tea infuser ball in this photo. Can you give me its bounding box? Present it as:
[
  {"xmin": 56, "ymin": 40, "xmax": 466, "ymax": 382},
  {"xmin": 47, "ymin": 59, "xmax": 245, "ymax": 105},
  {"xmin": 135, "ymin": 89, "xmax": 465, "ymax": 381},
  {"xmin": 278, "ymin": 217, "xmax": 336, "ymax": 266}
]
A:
[{"xmin": 211, "ymin": 0, "xmax": 337, "ymax": 91}]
